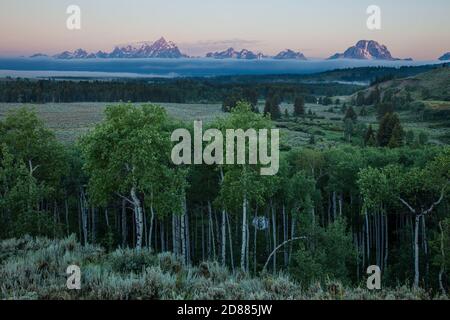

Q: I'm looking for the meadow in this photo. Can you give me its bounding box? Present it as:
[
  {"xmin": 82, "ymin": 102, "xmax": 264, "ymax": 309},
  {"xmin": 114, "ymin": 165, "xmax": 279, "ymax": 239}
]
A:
[{"xmin": 0, "ymin": 99, "xmax": 447, "ymax": 148}]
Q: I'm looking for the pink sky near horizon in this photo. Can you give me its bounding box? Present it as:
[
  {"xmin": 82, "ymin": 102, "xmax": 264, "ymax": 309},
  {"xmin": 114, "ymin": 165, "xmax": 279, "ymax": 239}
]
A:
[{"xmin": 0, "ymin": 0, "xmax": 449, "ymax": 60}]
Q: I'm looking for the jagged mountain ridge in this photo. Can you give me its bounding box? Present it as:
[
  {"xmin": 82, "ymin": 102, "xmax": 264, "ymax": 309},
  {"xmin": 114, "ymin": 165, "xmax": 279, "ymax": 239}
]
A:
[
  {"xmin": 328, "ymin": 40, "xmax": 411, "ymax": 61},
  {"xmin": 51, "ymin": 37, "xmax": 188, "ymax": 59},
  {"xmin": 274, "ymin": 49, "xmax": 307, "ymax": 60},
  {"xmin": 33, "ymin": 39, "xmax": 420, "ymax": 61}
]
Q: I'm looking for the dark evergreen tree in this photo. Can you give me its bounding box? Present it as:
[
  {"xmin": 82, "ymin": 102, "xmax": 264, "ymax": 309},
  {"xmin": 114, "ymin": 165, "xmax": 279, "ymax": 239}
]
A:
[
  {"xmin": 344, "ymin": 106, "xmax": 358, "ymax": 122},
  {"xmin": 376, "ymin": 102, "xmax": 394, "ymax": 119},
  {"xmin": 293, "ymin": 96, "xmax": 305, "ymax": 117},
  {"xmin": 377, "ymin": 113, "xmax": 404, "ymax": 147},
  {"xmin": 364, "ymin": 125, "xmax": 377, "ymax": 146}
]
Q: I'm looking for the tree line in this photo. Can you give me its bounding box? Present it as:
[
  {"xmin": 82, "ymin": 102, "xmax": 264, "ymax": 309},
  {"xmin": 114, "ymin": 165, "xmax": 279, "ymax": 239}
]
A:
[
  {"xmin": 0, "ymin": 103, "xmax": 449, "ymax": 291},
  {"xmin": 0, "ymin": 78, "xmax": 359, "ymax": 104}
]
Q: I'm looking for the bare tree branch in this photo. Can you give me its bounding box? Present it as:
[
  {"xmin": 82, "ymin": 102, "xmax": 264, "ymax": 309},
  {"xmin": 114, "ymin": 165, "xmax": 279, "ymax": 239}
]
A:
[
  {"xmin": 115, "ymin": 192, "xmax": 133, "ymax": 205},
  {"xmin": 398, "ymin": 197, "xmax": 416, "ymax": 214},
  {"xmin": 262, "ymin": 237, "xmax": 307, "ymax": 272},
  {"xmin": 423, "ymin": 186, "xmax": 447, "ymax": 216}
]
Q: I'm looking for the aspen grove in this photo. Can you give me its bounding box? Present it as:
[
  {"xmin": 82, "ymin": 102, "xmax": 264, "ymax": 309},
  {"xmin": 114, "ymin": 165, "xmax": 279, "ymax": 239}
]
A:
[{"xmin": 0, "ymin": 102, "xmax": 449, "ymax": 293}]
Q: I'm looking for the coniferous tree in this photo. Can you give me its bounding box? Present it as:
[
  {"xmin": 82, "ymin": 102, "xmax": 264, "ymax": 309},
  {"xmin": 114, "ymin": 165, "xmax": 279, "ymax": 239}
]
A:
[
  {"xmin": 359, "ymin": 106, "xmax": 368, "ymax": 117},
  {"xmin": 293, "ymin": 96, "xmax": 305, "ymax": 117},
  {"xmin": 356, "ymin": 92, "xmax": 365, "ymax": 106},
  {"xmin": 264, "ymin": 94, "xmax": 281, "ymax": 120},
  {"xmin": 377, "ymin": 113, "xmax": 404, "ymax": 147},
  {"xmin": 344, "ymin": 106, "xmax": 358, "ymax": 122},
  {"xmin": 405, "ymin": 130, "xmax": 415, "ymax": 146},
  {"xmin": 387, "ymin": 122, "xmax": 405, "ymax": 148},
  {"xmin": 364, "ymin": 125, "xmax": 377, "ymax": 146},
  {"xmin": 376, "ymin": 102, "xmax": 394, "ymax": 119}
]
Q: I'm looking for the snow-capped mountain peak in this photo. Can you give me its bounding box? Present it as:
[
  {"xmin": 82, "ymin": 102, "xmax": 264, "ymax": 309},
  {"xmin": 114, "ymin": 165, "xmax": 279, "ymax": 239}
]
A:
[
  {"xmin": 328, "ymin": 40, "xmax": 405, "ymax": 60},
  {"xmin": 274, "ymin": 49, "xmax": 307, "ymax": 60},
  {"xmin": 206, "ymin": 47, "xmax": 264, "ymax": 59}
]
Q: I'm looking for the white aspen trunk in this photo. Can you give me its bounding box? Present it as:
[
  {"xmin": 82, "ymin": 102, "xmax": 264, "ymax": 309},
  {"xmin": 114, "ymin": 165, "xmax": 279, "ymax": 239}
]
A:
[
  {"xmin": 362, "ymin": 229, "xmax": 366, "ymax": 269},
  {"xmin": 332, "ymin": 191, "xmax": 337, "ymax": 220},
  {"xmin": 207, "ymin": 201, "xmax": 216, "ymax": 260},
  {"xmin": 338, "ymin": 193, "xmax": 343, "ymax": 217},
  {"xmin": 355, "ymin": 234, "xmax": 360, "ymax": 281},
  {"xmin": 185, "ymin": 206, "xmax": 191, "ymax": 264},
  {"xmin": 65, "ymin": 198, "xmax": 69, "ymax": 235},
  {"xmin": 438, "ymin": 221, "xmax": 446, "ymax": 294},
  {"xmin": 226, "ymin": 212, "xmax": 235, "ymax": 273},
  {"xmin": 327, "ymin": 194, "xmax": 331, "ymax": 225},
  {"xmin": 365, "ymin": 209, "xmax": 370, "ymax": 264},
  {"xmin": 181, "ymin": 209, "xmax": 186, "ymax": 264},
  {"xmin": 246, "ymin": 220, "xmax": 250, "ymax": 273},
  {"xmin": 221, "ymin": 209, "xmax": 226, "ymax": 265},
  {"xmin": 219, "ymin": 168, "xmax": 226, "ymax": 265},
  {"xmin": 422, "ymin": 215, "xmax": 429, "ymax": 286},
  {"xmin": 172, "ymin": 214, "xmax": 176, "ymax": 254},
  {"xmin": 130, "ymin": 186, "xmax": 144, "ymax": 250},
  {"xmin": 289, "ymin": 216, "xmax": 296, "ymax": 264},
  {"xmin": 149, "ymin": 198, "xmax": 155, "ymax": 250},
  {"xmin": 121, "ymin": 199, "xmax": 127, "ymax": 247},
  {"xmin": 160, "ymin": 220, "xmax": 165, "ymax": 252},
  {"xmin": 77, "ymin": 200, "xmax": 82, "ymax": 241},
  {"xmin": 144, "ymin": 210, "xmax": 149, "ymax": 248},
  {"xmin": 414, "ymin": 214, "xmax": 421, "ymax": 288},
  {"xmin": 271, "ymin": 203, "xmax": 276, "ymax": 273},
  {"xmin": 283, "ymin": 205, "xmax": 288, "ymax": 267},
  {"xmin": 91, "ymin": 206, "xmax": 96, "ymax": 244},
  {"xmin": 311, "ymin": 205, "xmax": 316, "ymax": 251},
  {"xmin": 175, "ymin": 214, "xmax": 181, "ymax": 255},
  {"xmin": 254, "ymin": 209, "xmax": 258, "ymax": 274},
  {"xmin": 80, "ymin": 189, "xmax": 89, "ymax": 245},
  {"xmin": 240, "ymin": 195, "xmax": 248, "ymax": 271},
  {"xmin": 104, "ymin": 208, "xmax": 110, "ymax": 228},
  {"xmin": 201, "ymin": 212, "xmax": 205, "ymax": 261},
  {"xmin": 384, "ymin": 213, "xmax": 388, "ymax": 269}
]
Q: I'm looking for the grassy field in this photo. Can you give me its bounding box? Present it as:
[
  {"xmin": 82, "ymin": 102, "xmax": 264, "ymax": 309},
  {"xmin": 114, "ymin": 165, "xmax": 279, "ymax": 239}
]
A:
[
  {"xmin": 0, "ymin": 101, "xmax": 448, "ymax": 146},
  {"xmin": 0, "ymin": 102, "xmax": 223, "ymax": 143}
]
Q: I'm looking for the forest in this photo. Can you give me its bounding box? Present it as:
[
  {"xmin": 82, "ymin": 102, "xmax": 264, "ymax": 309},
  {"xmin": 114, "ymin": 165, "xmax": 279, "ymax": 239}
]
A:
[
  {"xmin": 0, "ymin": 77, "xmax": 357, "ymax": 104},
  {"xmin": 0, "ymin": 90, "xmax": 449, "ymax": 299}
]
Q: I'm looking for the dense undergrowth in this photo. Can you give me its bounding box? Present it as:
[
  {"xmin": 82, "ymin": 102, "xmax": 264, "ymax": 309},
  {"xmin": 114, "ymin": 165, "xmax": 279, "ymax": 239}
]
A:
[{"xmin": 0, "ymin": 236, "xmax": 447, "ymax": 300}]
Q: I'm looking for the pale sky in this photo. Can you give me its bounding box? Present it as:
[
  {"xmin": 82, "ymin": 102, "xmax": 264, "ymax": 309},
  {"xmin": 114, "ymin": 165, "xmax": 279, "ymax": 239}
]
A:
[{"xmin": 0, "ymin": 0, "xmax": 449, "ymax": 59}]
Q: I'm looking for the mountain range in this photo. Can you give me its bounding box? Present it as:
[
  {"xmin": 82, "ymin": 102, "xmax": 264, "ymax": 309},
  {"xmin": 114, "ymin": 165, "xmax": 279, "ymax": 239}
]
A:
[
  {"xmin": 31, "ymin": 38, "xmax": 448, "ymax": 61},
  {"xmin": 205, "ymin": 48, "xmax": 265, "ymax": 60},
  {"xmin": 51, "ymin": 37, "xmax": 188, "ymax": 59}
]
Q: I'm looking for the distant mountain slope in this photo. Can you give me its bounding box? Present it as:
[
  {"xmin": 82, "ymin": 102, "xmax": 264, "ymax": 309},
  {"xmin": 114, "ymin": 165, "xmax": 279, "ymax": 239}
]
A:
[
  {"xmin": 205, "ymin": 48, "xmax": 264, "ymax": 59},
  {"xmin": 439, "ymin": 52, "xmax": 450, "ymax": 61},
  {"xmin": 328, "ymin": 40, "xmax": 411, "ymax": 61},
  {"xmin": 354, "ymin": 65, "xmax": 450, "ymax": 103},
  {"xmin": 274, "ymin": 49, "xmax": 307, "ymax": 60}
]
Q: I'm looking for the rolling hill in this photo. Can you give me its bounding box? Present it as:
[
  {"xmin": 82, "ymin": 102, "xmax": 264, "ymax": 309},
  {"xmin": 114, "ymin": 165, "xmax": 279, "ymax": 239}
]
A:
[{"xmin": 354, "ymin": 65, "xmax": 450, "ymax": 102}]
